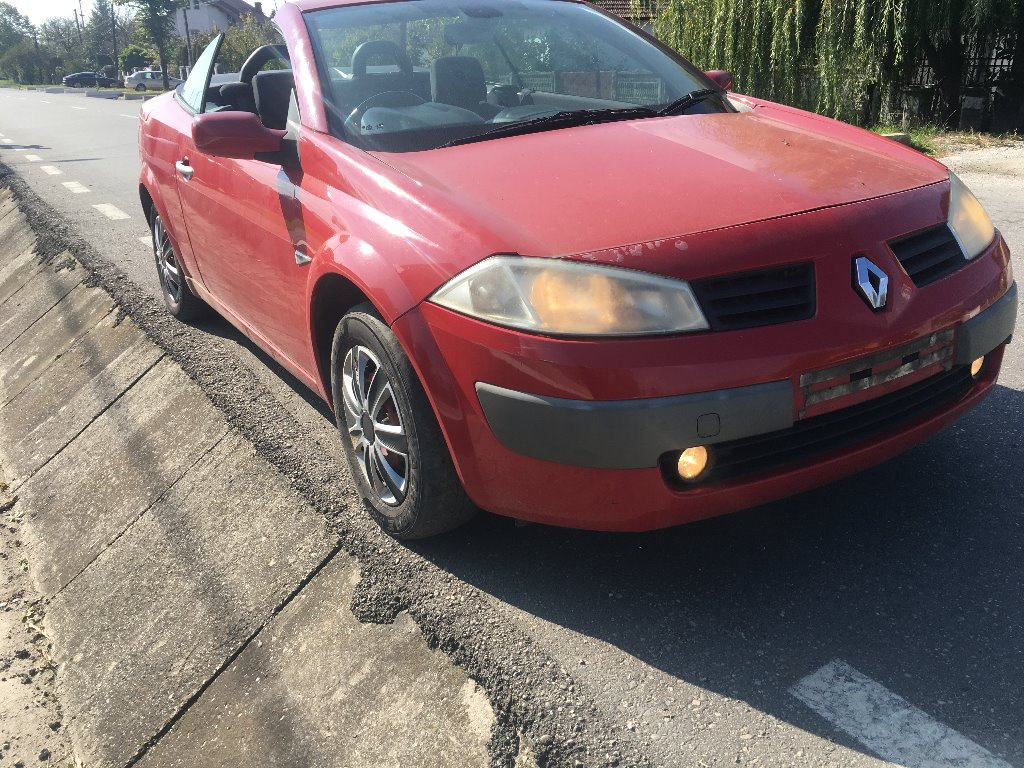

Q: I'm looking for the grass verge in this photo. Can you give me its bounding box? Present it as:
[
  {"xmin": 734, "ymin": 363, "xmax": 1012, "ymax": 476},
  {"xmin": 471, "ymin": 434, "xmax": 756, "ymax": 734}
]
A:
[{"xmin": 874, "ymin": 123, "xmax": 1024, "ymax": 156}]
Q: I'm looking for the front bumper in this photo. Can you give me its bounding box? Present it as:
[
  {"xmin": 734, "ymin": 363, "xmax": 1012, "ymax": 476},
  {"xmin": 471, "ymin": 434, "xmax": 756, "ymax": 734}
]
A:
[{"xmin": 476, "ymin": 281, "xmax": 1016, "ymax": 471}]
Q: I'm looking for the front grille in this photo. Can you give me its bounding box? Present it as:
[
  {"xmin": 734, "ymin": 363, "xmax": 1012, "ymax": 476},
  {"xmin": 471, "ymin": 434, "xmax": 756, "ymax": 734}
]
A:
[
  {"xmin": 890, "ymin": 224, "xmax": 967, "ymax": 287},
  {"xmin": 691, "ymin": 263, "xmax": 815, "ymax": 332},
  {"xmin": 694, "ymin": 366, "xmax": 973, "ymax": 482}
]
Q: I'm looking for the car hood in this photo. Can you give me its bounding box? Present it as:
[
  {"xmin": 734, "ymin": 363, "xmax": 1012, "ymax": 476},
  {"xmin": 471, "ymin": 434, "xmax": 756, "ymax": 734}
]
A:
[{"xmin": 373, "ymin": 106, "xmax": 947, "ymax": 258}]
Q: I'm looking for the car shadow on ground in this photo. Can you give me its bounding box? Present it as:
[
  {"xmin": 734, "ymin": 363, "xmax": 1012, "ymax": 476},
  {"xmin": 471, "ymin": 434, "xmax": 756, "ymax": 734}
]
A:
[
  {"xmin": 192, "ymin": 314, "xmax": 335, "ymax": 423},
  {"xmin": 415, "ymin": 383, "xmax": 1024, "ymax": 764},
  {"xmin": 0, "ymin": 145, "xmax": 47, "ymax": 151}
]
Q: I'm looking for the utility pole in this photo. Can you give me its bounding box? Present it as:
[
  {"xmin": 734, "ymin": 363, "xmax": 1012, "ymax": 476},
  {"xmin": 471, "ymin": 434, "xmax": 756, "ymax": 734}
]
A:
[
  {"xmin": 73, "ymin": 8, "xmax": 83, "ymax": 45},
  {"xmin": 110, "ymin": 2, "xmax": 119, "ymax": 78},
  {"xmin": 182, "ymin": 6, "xmax": 193, "ymax": 69}
]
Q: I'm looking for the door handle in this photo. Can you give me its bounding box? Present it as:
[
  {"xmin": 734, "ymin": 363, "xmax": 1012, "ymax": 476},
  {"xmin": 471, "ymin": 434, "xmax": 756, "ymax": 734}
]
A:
[{"xmin": 175, "ymin": 159, "xmax": 193, "ymax": 181}]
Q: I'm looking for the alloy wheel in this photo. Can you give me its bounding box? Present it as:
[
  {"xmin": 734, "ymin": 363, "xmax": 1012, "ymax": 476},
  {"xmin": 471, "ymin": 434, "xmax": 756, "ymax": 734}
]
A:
[
  {"xmin": 153, "ymin": 216, "xmax": 183, "ymax": 305},
  {"xmin": 341, "ymin": 344, "xmax": 409, "ymax": 509}
]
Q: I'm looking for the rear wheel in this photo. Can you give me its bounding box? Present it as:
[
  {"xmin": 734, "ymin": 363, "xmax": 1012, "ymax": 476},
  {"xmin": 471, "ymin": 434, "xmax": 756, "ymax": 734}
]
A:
[
  {"xmin": 135, "ymin": 84, "xmax": 146, "ymax": 92},
  {"xmin": 152, "ymin": 212, "xmax": 206, "ymax": 321},
  {"xmin": 331, "ymin": 304, "xmax": 476, "ymax": 539}
]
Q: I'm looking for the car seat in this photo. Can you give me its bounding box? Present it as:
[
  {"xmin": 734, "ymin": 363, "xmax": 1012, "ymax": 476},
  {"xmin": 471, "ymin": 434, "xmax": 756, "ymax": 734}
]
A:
[
  {"xmin": 253, "ymin": 70, "xmax": 295, "ymax": 130},
  {"xmin": 431, "ymin": 57, "xmax": 501, "ymax": 119}
]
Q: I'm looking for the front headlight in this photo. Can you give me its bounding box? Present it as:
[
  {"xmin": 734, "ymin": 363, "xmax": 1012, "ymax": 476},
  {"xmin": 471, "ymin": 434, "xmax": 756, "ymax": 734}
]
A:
[
  {"xmin": 947, "ymin": 171, "xmax": 995, "ymax": 260},
  {"xmin": 430, "ymin": 255, "xmax": 709, "ymax": 336}
]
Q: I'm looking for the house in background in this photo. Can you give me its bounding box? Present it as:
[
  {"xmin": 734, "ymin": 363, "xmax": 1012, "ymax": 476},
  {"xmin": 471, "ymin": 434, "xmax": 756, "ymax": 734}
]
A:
[{"xmin": 174, "ymin": 0, "xmax": 267, "ymax": 38}]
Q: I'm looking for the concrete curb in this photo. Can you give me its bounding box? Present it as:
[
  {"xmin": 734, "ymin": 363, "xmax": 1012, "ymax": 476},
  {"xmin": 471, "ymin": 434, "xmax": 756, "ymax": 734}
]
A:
[
  {"xmin": 0, "ymin": 190, "xmax": 511, "ymax": 768},
  {"xmin": 881, "ymin": 132, "xmax": 913, "ymax": 146},
  {"xmin": 85, "ymin": 89, "xmax": 123, "ymax": 99}
]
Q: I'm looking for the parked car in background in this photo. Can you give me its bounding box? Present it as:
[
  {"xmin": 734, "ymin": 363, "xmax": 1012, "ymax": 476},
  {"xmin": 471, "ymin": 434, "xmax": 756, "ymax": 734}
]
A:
[
  {"xmin": 125, "ymin": 70, "xmax": 184, "ymax": 92},
  {"xmin": 62, "ymin": 71, "xmax": 122, "ymax": 88},
  {"xmin": 138, "ymin": 0, "xmax": 1015, "ymax": 540}
]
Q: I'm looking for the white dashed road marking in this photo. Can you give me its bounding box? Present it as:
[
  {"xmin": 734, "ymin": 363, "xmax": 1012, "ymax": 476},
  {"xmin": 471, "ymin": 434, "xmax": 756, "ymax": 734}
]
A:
[
  {"xmin": 25, "ymin": 155, "xmax": 42, "ymax": 162},
  {"xmin": 40, "ymin": 165, "xmax": 63, "ymax": 176},
  {"xmin": 41, "ymin": 99, "xmax": 52, "ymax": 104},
  {"xmin": 139, "ymin": 236, "xmax": 152, "ymax": 246},
  {"xmin": 61, "ymin": 181, "xmax": 90, "ymax": 194},
  {"xmin": 70, "ymin": 106, "xmax": 87, "ymax": 110},
  {"xmin": 1, "ymin": 138, "xmax": 12, "ymax": 144},
  {"xmin": 791, "ymin": 660, "xmax": 1013, "ymax": 768},
  {"xmin": 93, "ymin": 203, "xmax": 130, "ymax": 220},
  {"xmin": 120, "ymin": 114, "xmax": 139, "ymax": 119}
]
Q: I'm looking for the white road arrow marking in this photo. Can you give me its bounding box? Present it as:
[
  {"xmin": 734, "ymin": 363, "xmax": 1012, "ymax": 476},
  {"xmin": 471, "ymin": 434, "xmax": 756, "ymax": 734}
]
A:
[{"xmin": 791, "ymin": 660, "xmax": 1013, "ymax": 768}]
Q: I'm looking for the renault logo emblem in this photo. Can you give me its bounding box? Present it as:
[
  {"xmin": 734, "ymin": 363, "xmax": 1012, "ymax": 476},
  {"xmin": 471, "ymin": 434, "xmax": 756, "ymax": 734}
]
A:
[{"xmin": 853, "ymin": 256, "xmax": 889, "ymax": 311}]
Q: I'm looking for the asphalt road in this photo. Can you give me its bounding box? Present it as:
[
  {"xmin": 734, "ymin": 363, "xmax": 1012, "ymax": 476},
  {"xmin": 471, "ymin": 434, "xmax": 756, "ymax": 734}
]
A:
[{"xmin": 2, "ymin": 87, "xmax": 1023, "ymax": 768}]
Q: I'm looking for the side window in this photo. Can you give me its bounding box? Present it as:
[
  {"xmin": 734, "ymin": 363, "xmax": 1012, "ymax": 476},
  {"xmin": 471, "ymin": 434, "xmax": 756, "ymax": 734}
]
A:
[{"xmin": 177, "ymin": 34, "xmax": 223, "ymax": 113}]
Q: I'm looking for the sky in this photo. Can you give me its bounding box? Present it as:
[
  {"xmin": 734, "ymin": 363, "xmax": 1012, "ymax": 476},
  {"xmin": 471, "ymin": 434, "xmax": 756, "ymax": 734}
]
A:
[{"xmin": 11, "ymin": 0, "xmax": 261, "ymax": 27}]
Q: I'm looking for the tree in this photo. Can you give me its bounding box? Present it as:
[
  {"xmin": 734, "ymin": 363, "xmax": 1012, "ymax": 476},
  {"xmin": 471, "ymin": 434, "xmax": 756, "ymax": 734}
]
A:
[
  {"xmin": 86, "ymin": 0, "xmax": 116, "ymax": 69},
  {"xmin": 115, "ymin": 0, "xmax": 184, "ymax": 89},
  {"xmin": 219, "ymin": 13, "xmax": 280, "ymax": 70},
  {"xmin": 0, "ymin": 38, "xmax": 47, "ymax": 83},
  {"xmin": 644, "ymin": 0, "xmax": 1024, "ymax": 129},
  {"xmin": 39, "ymin": 16, "xmax": 87, "ymax": 73},
  {"xmin": 0, "ymin": 1, "xmax": 33, "ymax": 54},
  {"xmin": 119, "ymin": 41, "xmax": 156, "ymax": 71}
]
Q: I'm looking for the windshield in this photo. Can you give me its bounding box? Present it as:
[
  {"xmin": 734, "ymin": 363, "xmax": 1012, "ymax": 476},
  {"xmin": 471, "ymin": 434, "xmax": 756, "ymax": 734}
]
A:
[{"xmin": 305, "ymin": 0, "xmax": 730, "ymax": 152}]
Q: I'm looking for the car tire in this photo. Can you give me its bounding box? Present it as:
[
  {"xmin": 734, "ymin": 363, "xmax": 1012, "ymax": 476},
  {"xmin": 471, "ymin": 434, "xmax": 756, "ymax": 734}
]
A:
[
  {"xmin": 152, "ymin": 211, "xmax": 207, "ymax": 321},
  {"xmin": 135, "ymin": 84, "xmax": 146, "ymax": 92},
  {"xmin": 331, "ymin": 304, "xmax": 477, "ymax": 539}
]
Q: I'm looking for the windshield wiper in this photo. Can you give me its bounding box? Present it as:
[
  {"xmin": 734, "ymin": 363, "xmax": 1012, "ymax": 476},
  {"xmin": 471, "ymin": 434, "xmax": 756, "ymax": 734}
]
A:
[
  {"xmin": 438, "ymin": 90, "xmax": 723, "ymax": 149},
  {"xmin": 656, "ymin": 88, "xmax": 721, "ymax": 116},
  {"xmin": 439, "ymin": 106, "xmax": 658, "ymax": 148}
]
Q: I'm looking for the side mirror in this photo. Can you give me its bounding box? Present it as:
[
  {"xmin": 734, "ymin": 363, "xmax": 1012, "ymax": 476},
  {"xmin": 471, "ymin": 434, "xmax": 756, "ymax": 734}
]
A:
[
  {"xmin": 705, "ymin": 70, "xmax": 733, "ymax": 91},
  {"xmin": 192, "ymin": 111, "xmax": 286, "ymax": 160}
]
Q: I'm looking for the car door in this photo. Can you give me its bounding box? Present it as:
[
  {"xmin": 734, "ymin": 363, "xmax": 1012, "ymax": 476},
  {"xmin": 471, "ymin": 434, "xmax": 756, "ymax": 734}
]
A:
[{"xmin": 171, "ymin": 37, "xmax": 314, "ymax": 376}]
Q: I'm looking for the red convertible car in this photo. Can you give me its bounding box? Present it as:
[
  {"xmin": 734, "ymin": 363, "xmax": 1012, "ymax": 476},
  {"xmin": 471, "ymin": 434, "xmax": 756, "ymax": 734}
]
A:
[{"xmin": 138, "ymin": 0, "xmax": 1016, "ymax": 538}]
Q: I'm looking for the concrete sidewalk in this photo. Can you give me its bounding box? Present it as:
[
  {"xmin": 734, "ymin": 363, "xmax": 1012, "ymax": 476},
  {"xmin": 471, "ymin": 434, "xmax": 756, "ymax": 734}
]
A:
[{"xmin": 0, "ymin": 189, "xmax": 506, "ymax": 768}]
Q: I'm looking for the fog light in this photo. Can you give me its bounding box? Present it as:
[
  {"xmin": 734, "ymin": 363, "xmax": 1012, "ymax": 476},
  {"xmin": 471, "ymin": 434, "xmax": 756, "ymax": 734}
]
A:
[
  {"xmin": 970, "ymin": 356, "xmax": 985, "ymax": 378},
  {"xmin": 677, "ymin": 446, "xmax": 710, "ymax": 482}
]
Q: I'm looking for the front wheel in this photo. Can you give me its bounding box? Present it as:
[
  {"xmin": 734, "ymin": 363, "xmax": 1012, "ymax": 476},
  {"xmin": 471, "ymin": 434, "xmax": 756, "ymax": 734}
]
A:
[
  {"xmin": 152, "ymin": 211, "xmax": 206, "ymax": 321},
  {"xmin": 135, "ymin": 84, "xmax": 146, "ymax": 92},
  {"xmin": 331, "ymin": 305, "xmax": 476, "ymax": 539}
]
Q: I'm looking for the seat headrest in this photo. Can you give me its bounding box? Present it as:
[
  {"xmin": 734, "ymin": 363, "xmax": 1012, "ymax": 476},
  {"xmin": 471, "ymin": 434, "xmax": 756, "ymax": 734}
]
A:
[
  {"xmin": 431, "ymin": 56, "xmax": 486, "ymax": 107},
  {"xmin": 219, "ymin": 82, "xmax": 256, "ymax": 113},
  {"xmin": 351, "ymin": 40, "xmax": 413, "ymax": 76},
  {"xmin": 253, "ymin": 69, "xmax": 295, "ymax": 130}
]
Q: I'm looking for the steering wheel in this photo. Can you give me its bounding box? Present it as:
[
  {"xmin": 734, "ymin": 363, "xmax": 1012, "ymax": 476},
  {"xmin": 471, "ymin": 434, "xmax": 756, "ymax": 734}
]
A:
[
  {"xmin": 344, "ymin": 91, "xmax": 426, "ymax": 135},
  {"xmin": 239, "ymin": 44, "xmax": 290, "ymax": 84},
  {"xmin": 350, "ymin": 40, "xmax": 413, "ymax": 76}
]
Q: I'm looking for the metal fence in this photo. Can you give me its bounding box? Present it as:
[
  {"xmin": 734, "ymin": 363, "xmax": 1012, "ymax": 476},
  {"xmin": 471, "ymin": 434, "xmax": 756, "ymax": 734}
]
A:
[{"xmin": 906, "ymin": 32, "xmax": 1021, "ymax": 131}]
